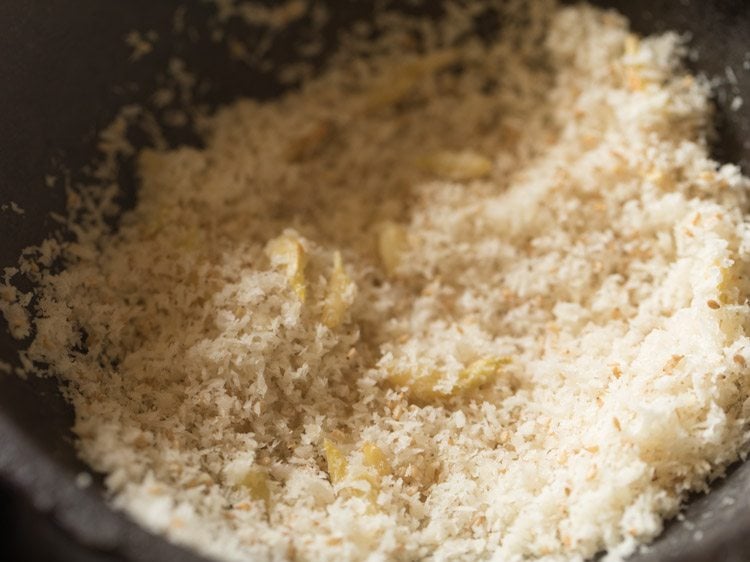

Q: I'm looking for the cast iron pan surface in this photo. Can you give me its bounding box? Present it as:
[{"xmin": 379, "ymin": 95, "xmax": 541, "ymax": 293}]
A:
[{"xmin": 0, "ymin": 1, "xmax": 749, "ymax": 561}]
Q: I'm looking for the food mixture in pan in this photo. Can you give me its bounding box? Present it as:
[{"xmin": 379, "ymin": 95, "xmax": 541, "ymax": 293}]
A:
[{"xmin": 3, "ymin": 1, "xmax": 750, "ymax": 561}]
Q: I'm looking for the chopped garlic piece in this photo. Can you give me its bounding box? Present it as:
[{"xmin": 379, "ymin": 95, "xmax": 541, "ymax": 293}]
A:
[
  {"xmin": 265, "ymin": 232, "xmax": 307, "ymax": 300},
  {"xmin": 241, "ymin": 470, "xmax": 270, "ymax": 505},
  {"xmin": 362, "ymin": 442, "xmax": 390, "ymax": 476},
  {"xmin": 388, "ymin": 357, "xmax": 511, "ymax": 403},
  {"xmin": 322, "ymin": 251, "xmax": 354, "ymax": 328},
  {"xmin": 457, "ymin": 357, "xmax": 512, "ymax": 392},
  {"xmin": 387, "ymin": 369, "xmax": 445, "ymax": 403},
  {"xmin": 420, "ymin": 150, "xmax": 493, "ymax": 181},
  {"xmin": 323, "ymin": 438, "xmax": 348, "ymax": 484},
  {"xmin": 322, "ymin": 439, "xmax": 389, "ymax": 504},
  {"xmin": 351, "ymin": 443, "xmax": 390, "ymax": 504},
  {"xmin": 377, "ymin": 222, "xmax": 409, "ymax": 276}
]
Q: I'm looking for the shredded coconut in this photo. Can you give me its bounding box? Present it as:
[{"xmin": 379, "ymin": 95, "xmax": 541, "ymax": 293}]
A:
[{"xmin": 3, "ymin": 2, "xmax": 750, "ymax": 562}]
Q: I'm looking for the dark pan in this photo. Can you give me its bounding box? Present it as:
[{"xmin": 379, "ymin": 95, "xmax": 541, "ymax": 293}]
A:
[{"xmin": 0, "ymin": 1, "xmax": 749, "ymax": 560}]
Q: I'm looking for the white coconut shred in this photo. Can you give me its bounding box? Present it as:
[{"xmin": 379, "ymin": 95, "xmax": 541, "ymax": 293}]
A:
[{"xmin": 3, "ymin": 2, "xmax": 750, "ymax": 561}]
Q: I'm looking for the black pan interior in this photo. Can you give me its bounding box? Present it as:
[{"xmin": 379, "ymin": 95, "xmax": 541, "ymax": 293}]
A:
[{"xmin": 0, "ymin": 1, "xmax": 749, "ymax": 561}]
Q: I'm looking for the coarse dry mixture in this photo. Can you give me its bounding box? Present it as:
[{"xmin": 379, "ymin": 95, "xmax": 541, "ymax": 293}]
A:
[{"xmin": 3, "ymin": 2, "xmax": 750, "ymax": 561}]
